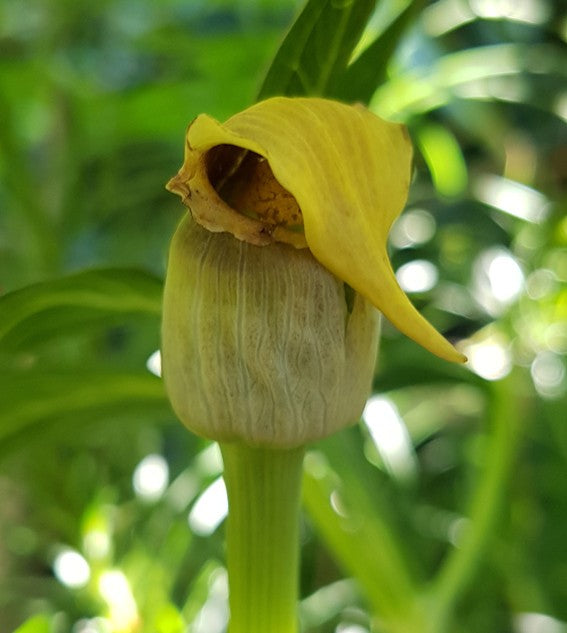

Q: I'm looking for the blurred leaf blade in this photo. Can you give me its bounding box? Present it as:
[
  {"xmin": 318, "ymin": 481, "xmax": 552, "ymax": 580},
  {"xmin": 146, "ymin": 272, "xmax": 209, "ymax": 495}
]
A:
[
  {"xmin": 0, "ymin": 268, "xmax": 163, "ymax": 347},
  {"xmin": 11, "ymin": 615, "xmax": 51, "ymax": 633},
  {"xmin": 257, "ymin": 0, "xmax": 376, "ymax": 99},
  {"xmin": 332, "ymin": 0, "xmax": 423, "ymax": 103},
  {"xmin": 0, "ymin": 369, "xmax": 169, "ymax": 458},
  {"xmin": 415, "ymin": 122, "xmax": 468, "ymax": 197},
  {"xmin": 370, "ymin": 42, "xmax": 566, "ymax": 119}
]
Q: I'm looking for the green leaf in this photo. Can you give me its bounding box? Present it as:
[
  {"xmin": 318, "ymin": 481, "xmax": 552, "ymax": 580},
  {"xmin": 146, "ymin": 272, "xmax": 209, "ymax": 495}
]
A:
[
  {"xmin": 370, "ymin": 42, "xmax": 565, "ymax": 119},
  {"xmin": 0, "ymin": 268, "xmax": 163, "ymax": 348},
  {"xmin": 331, "ymin": 0, "xmax": 423, "ymax": 103},
  {"xmin": 11, "ymin": 615, "xmax": 51, "ymax": 633},
  {"xmin": 415, "ymin": 122, "xmax": 468, "ymax": 198},
  {"xmin": 0, "ymin": 370, "xmax": 169, "ymax": 458},
  {"xmin": 257, "ymin": 0, "xmax": 376, "ymax": 100}
]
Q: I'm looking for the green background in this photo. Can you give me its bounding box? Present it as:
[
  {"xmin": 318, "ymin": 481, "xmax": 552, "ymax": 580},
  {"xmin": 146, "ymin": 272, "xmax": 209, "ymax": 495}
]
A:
[{"xmin": 0, "ymin": 0, "xmax": 566, "ymax": 631}]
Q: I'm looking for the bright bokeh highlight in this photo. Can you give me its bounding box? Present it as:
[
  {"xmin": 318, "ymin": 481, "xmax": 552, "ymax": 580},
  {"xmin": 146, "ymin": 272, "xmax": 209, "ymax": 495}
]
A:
[
  {"xmin": 396, "ymin": 260, "xmax": 439, "ymax": 293},
  {"xmin": 192, "ymin": 568, "xmax": 229, "ymax": 633},
  {"xmin": 463, "ymin": 329, "xmax": 513, "ymax": 381},
  {"xmin": 188, "ymin": 476, "xmax": 228, "ymax": 536},
  {"xmin": 474, "ymin": 247, "xmax": 524, "ymax": 315},
  {"xmin": 363, "ymin": 396, "xmax": 417, "ymax": 482},
  {"xmin": 474, "ymin": 175, "xmax": 548, "ymax": 223},
  {"xmin": 53, "ymin": 549, "xmax": 90, "ymax": 589},
  {"xmin": 515, "ymin": 612, "xmax": 566, "ymax": 633},
  {"xmin": 98, "ymin": 570, "xmax": 138, "ymax": 631},
  {"xmin": 133, "ymin": 453, "xmax": 169, "ymax": 502},
  {"xmin": 146, "ymin": 350, "xmax": 162, "ymax": 377},
  {"xmin": 390, "ymin": 208, "xmax": 436, "ymax": 249}
]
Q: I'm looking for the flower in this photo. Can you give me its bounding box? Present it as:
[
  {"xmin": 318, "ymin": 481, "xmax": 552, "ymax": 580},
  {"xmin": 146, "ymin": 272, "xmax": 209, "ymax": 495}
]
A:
[
  {"xmin": 162, "ymin": 97, "xmax": 465, "ymax": 447},
  {"xmin": 167, "ymin": 96, "xmax": 465, "ymax": 364}
]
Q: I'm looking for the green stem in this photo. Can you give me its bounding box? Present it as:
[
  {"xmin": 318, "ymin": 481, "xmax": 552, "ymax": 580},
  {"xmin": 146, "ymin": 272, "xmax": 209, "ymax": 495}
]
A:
[
  {"xmin": 427, "ymin": 374, "xmax": 522, "ymax": 633},
  {"xmin": 220, "ymin": 442, "xmax": 305, "ymax": 633}
]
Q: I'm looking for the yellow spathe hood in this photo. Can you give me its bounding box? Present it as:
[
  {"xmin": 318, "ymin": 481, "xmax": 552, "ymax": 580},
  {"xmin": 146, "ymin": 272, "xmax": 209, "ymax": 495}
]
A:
[{"xmin": 167, "ymin": 96, "xmax": 465, "ymax": 364}]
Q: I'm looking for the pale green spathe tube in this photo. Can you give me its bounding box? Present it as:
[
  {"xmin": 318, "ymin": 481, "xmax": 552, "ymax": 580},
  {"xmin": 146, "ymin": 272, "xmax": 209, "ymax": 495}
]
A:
[{"xmin": 162, "ymin": 214, "xmax": 379, "ymax": 448}]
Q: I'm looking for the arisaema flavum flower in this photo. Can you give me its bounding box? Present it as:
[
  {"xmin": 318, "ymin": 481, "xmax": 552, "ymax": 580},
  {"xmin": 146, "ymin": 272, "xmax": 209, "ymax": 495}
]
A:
[
  {"xmin": 162, "ymin": 96, "xmax": 465, "ymax": 448},
  {"xmin": 162, "ymin": 96, "xmax": 466, "ymax": 633}
]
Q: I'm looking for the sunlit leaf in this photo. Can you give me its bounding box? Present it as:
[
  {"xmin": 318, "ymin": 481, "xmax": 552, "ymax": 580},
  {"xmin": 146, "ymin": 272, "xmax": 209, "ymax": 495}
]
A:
[
  {"xmin": 415, "ymin": 122, "xmax": 468, "ymax": 197},
  {"xmin": 370, "ymin": 43, "xmax": 564, "ymax": 119},
  {"xmin": 11, "ymin": 615, "xmax": 51, "ymax": 633}
]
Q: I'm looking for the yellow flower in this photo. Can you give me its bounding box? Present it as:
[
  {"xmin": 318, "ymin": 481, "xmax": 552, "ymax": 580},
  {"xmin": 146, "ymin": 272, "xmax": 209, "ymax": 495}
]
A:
[{"xmin": 167, "ymin": 96, "xmax": 465, "ymax": 364}]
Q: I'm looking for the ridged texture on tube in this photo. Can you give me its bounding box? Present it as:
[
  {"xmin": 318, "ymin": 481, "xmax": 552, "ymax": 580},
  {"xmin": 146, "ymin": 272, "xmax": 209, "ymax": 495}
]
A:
[{"xmin": 162, "ymin": 214, "xmax": 379, "ymax": 448}]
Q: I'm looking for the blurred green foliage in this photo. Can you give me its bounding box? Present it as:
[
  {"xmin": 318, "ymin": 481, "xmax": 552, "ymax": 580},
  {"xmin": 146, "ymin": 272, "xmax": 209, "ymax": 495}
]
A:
[{"xmin": 1, "ymin": 0, "xmax": 566, "ymax": 632}]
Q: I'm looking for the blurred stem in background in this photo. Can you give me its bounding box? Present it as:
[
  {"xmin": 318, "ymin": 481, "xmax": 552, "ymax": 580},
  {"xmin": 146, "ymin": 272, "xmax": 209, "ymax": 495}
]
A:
[
  {"xmin": 302, "ymin": 374, "xmax": 523, "ymax": 633},
  {"xmin": 427, "ymin": 374, "xmax": 523, "ymax": 633}
]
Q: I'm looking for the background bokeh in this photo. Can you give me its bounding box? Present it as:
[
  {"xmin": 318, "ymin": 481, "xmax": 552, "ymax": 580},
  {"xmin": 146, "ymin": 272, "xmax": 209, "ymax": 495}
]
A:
[{"xmin": 0, "ymin": 0, "xmax": 566, "ymax": 632}]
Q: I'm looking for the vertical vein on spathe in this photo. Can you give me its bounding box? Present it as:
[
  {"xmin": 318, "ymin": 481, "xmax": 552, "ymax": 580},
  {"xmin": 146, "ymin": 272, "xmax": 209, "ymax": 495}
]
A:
[{"xmin": 192, "ymin": 226, "xmax": 215, "ymax": 432}]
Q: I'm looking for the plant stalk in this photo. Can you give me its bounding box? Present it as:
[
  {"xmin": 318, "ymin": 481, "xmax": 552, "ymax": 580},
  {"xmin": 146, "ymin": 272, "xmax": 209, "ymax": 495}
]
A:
[
  {"xmin": 427, "ymin": 374, "xmax": 522, "ymax": 633},
  {"xmin": 220, "ymin": 442, "xmax": 305, "ymax": 633}
]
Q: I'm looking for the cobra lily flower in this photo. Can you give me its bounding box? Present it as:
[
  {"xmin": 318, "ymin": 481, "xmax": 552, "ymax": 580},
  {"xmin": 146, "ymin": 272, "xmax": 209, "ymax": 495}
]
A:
[
  {"xmin": 166, "ymin": 97, "xmax": 464, "ymax": 360},
  {"xmin": 163, "ymin": 97, "xmax": 464, "ymax": 447},
  {"xmin": 162, "ymin": 96, "xmax": 466, "ymax": 633}
]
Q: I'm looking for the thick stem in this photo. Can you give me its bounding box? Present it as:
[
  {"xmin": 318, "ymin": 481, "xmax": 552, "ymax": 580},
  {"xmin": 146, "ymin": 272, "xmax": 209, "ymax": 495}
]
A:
[{"xmin": 220, "ymin": 442, "xmax": 305, "ymax": 633}]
